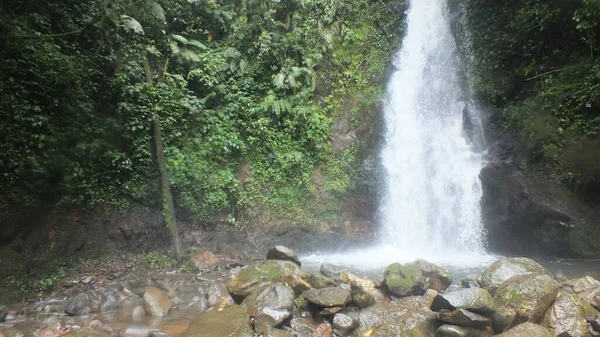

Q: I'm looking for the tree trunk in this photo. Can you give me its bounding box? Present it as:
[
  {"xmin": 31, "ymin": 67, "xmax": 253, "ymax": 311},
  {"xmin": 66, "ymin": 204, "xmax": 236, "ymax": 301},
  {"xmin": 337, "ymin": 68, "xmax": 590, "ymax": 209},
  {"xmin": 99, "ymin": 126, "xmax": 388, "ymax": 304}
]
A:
[{"xmin": 143, "ymin": 51, "xmax": 181, "ymax": 258}]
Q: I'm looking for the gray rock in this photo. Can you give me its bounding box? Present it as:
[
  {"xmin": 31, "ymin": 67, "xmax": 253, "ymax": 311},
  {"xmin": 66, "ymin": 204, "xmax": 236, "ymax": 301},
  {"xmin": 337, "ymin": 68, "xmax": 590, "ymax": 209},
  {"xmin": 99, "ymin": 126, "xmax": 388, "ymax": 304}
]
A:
[
  {"xmin": 241, "ymin": 283, "xmax": 295, "ymax": 312},
  {"xmin": 207, "ymin": 282, "xmax": 234, "ymax": 308},
  {"xmin": 65, "ymin": 293, "xmax": 93, "ymax": 316},
  {"xmin": 100, "ymin": 294, "xmax": 119, "ymax": 312},
  {"xmin": 290, "ymin": 317, "xmax": 317, "ymax": 336},
  {"xmin": 302, "ymin": 287, "xmax": 351, "ymax": 307},
  {"xmin": 266, "ymin": 246, "xmax": 301, "ymax": 267},
  {"xmin": 435, "ymin": 324, "xmax": 491, "ymax": 337},
  {"xmin": 307, "ymin": 273, "xmax": 338, "ymax": 289},
  {"xmin": 492, "ymin": 274, "xmax": 559, "ymax": 332},
  {"xmin": 431, "ymin": 288, "xmax": 496, "ymax": 315},
  {"xmin": 542, "ymin": 293, "xmax": 590, "ymax": 337},
  {"xmin": 495, "ymin": 322, "xmax": 552, "ymax": 337},
  {"xmin": 340, "ymin": 272, "xmax": 385, "ymax": 308},
  {"xmin": 143, "ymin": 287, "xmax": 172, "ymax": 317},
  {"xmin": 383, "ymin": 262, "xmax": 426, "ymax": 297},
  {"xmin": 264, "ymin": 330, "xmax": 294, "ymax": 337},
  {"xmin": 320, "ymin": 263, "xmax": 348, "ymax": 278},
  {"xmin": 179, "ymin": 305, "xmax": 253, "ymax": 337},
  {"xmin": 479, "ymin": 258, "xmax": 547, "ymax": 294},
  {"xmin": 132, "ymin": 305, "xmax": 145, "ymax": 322},
  {"xmin": 332, "ymin": 313, "xmax": 357, "ymax": 336},
  {"xmin": 254, "ymin": 307, "xmax": 290, "ymax": 333},
  {"xmin": 414, "ymin": 259, "xmax": 453, "ymax": 292},
  {"xmin": 0, "ymin": 304, "xmax": 7, "ymax": 322},
  {"xmin": 438, "ymin": 309, "xmax": 491, "ymax": 328},
  {"xmin": 188, "ymin": 295, "xmax": 209, "ymax": 313},
  {"xmin": 148, "ymin": 332, "xmax": 170, "ymax": 337}
]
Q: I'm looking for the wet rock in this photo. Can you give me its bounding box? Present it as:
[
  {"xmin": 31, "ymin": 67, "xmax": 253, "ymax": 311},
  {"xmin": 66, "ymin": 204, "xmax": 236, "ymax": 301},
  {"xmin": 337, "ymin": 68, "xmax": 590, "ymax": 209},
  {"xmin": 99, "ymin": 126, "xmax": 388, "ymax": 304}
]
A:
[
  {"xmin": 438, "ymin": 309, "xmax": 491, "ymax": 328},
  {"xmin": 311, "ymin": 323, "xmax": 332, "ymax": 337},
  {"xmin": 435, "ymin": 324, "xmax": 491, "ymax": 337},
  {"xmin": 61, "ymin": 328, "xmax": 111, "ymax": 337},
  {"xmin": 191, "ymin": 251, "xmax": 220, "ymax": 271},
  {"xmin": 228, "ymin": 260, "xmax": 308, "ymax": 298},
  {"xmin": 303, "ymin": 287, "xmax": 351, "ymax": 307},
  {"xmin": 290, "ymin": 317, "xmax": 317, "ymax": 336},
  {"xmin": 356, "ymin": 295, "xmax": 437, "ymax": 337},
  {"xmin": 573, "ymin": 276, "xmax": 600, "ymax": 294},
  {"xmin": 207, "ymin": 282, "xmax": 234, "ymax": 308},
  {"xmin": 264, "ymin": 330, "xmax": 294, "ymax": 337},
  {"xmin": 143, "ymin": 287, "xmax": 172, "ymax": 317},
  {"xmin": 383, "ymin": 262, "xmax": 425, "ymax": 297},
  {"xmin": 479, "ymin": 258, "xmax": 547, "ymax": 294},
  {"xmin": 241, "ymin": 282, "xmax": 295, "ymax": 312},
  {"xmin": 266, "ymin": 246, "xmax": 301, "ymax": 267},
  {"xmin": 255, "ymin": 308, "xmax": 291, "ymax": 333},
  {"xmin": 320, "ymin": 263, "xmax": 348, "ymax": 278},
  {"xmin": 541, "ymin": 293, "xmax": 590, "ymax": 337},
  {"xmin": 414, "ymin": 259, "xmax": 453, "ymax": 292},
  {"xmin": 100, "ymin": 293, "xmax": 119, "ymax": 312},
  {"xmin": 180, "ymin": 305, "xmax": 252, "ymax": 337},
  {"xmin": 461, "ymin": 275, "xmax": 480, "ymax": 288},
  {"xmin": 341, "ymin": 272, "xmax": 385, "ymax": 308},
  {"xmin": 332, "ymin": 313, "xmax": 357, "ymax": 336},
  {"xmin": 132, "ymin": 305, "xmax": 145, "ymax": 322},
  {"xmin": 320, "ymin": 307, "xmax": 343, "ymax": 315},
  {"xmin": 36, "ymin": 329, "xmax": 67, "ymax": 337},
  {"xmin": 65, "ymin": 293, "xmax": 93, "ymax": 316},
  {"xmin": 492, "ymin": 273, "xmax": 559, "ymax": 332},
  {"xmin": 149, "ymin": 332, "xmax": 170, "ymax": 337},
  {"xmin": 0, "ymin": 304, "xmax": 7, "ymax": 322},
  {"xmin": 308, "ymin": 274, "xmax": 338, "ymax": 289},
  {"xmin": 495, "ymin": 322, "xmax": 552, "ymax": 337},
  {"xmin": 88, "ymin": 320, "xmax": 113, "ymax": 335},
  {"xmin": 188, "ymin": 295, "xmax": 209, "ymax": 313},
  {"xmin": 591, "ymin": 315, "xmax": 600, "ymax": 332},
  {"xmin": 431, "ymin": 288, "xmax": 496, "ymax": 314}
]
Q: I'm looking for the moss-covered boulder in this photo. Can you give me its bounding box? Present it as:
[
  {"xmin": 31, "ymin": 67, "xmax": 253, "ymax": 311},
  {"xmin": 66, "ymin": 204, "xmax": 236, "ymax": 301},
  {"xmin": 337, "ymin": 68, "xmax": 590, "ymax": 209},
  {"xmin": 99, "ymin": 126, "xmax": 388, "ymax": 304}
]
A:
[
  {"xmin": 302, "ymin": 287, "xmax": 351, "ymax": 307},
  {"xmin": 180, "ymin": 305, "xmax": 253, "ymax": 337},
  {"xmin": 241, "ymin": 282, "xmax": 295, "ymax": 312},
  {"xmin": 228, "ymin": 260, "xmax": 309, "ymax": 298},
  {"xmin": 431, "ymin": 288, "xmax": 496, "ymax": 315},
  {"xmin": 308, "ymin": 273, "xmax": 339, "ymax": 289},
  {"xmin": 479, "ymin": 258, "xmax": 547, "ymax": 294},
  {"xmin": 541, "ymin": 293, "xmax": 591, "ymax": 337},
  {"xmin": 355, "ymin": 295, "xmax": 437, "ymax": 337},
  {"xmin": 383, "ymin": 262, "xmax": 426, "ymax": 297},
  {"xmin": 414, "ymin": 259, "xmax": 453, "ymax": 292},
  {"xmin": 495, "ymin": 323, "xmax": 552, "ymax": 337},
  {"xmin": 492, "ymin": 274, "xmax": 558, "ymax": 332}
]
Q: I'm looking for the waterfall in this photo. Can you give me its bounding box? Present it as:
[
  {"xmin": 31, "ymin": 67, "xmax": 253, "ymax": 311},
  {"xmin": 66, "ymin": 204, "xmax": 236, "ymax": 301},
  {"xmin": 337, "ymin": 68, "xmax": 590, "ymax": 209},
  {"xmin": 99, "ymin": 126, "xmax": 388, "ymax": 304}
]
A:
[{"xmin": 379, "ymin": 0, "xmax": 485, "ymax": 255}]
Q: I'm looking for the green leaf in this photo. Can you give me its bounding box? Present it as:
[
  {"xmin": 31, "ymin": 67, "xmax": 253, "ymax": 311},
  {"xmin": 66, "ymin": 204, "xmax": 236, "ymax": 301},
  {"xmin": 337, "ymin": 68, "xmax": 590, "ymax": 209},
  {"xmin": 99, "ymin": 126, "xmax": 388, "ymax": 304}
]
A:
[
  {"xmin": 187, "ymin": 40, "xmax": 209, "ymax": 50},
  {"xmin": 120, "ymin": 15, "xmax": 145, "ymax": 35},
  {"xmin": 149, "ymin": 1, "xmax": 166, "ymax": 22},
  {"xmin": 170, "ymin": 34, "xmax": 189, "ymax": 45}
]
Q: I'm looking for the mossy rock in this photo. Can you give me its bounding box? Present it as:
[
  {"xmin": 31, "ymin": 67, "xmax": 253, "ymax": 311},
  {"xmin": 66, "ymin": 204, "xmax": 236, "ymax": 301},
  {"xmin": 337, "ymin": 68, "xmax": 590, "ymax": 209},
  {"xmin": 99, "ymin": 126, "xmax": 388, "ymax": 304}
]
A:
[
  {"xmin": 383, "ymin": 263, "xmax": 425, "ymax": 297},
  {"xmin": 480, "ymin": 258, "xmax": 547, "ymax": 294},
  {"xmin": 228, "ymin": 260, "xmax": 308, "ymax": 299}
]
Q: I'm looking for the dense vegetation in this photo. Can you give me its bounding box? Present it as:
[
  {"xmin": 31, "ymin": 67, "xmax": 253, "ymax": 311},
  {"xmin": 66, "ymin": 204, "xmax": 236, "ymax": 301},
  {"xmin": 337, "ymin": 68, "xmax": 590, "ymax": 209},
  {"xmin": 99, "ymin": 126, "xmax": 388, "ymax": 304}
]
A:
[
  {"xmin": 465, "ymin": 0, "xmax": 600, "ymax": 199},
  {"xmin": 0, "ymin": 0, "xmax": 404, "ymax": 238}
]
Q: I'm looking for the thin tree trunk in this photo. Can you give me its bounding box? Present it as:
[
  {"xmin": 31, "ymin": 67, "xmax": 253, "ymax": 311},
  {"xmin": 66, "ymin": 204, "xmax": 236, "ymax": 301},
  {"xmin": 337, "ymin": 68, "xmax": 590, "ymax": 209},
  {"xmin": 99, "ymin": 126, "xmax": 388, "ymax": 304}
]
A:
[{"xmin": 143, "ymin": 51, "xmax": 182, "ymax": 258}]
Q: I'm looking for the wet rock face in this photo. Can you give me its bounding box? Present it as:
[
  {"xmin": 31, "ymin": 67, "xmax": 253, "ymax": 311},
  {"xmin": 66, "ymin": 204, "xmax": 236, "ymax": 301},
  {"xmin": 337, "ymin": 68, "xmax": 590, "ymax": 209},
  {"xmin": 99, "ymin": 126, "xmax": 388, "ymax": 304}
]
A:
[
  {"xmin": 495, "ymin": 322, "xmax": 552, "ymax": 337},
  {"xmin": 143, "ymin": 287, "xmax": 173, "ymax": 317},
  {"xmin": 383, "ymin": 262, "xmax": 426, "ymax": 297},
  {"xmin": 492, "ymin": 273, "xmax": 558, "ymax": 332},
  {"xmin": 542, "ymin": 293, "xmax": 591, "ymax": 337},
  {"xmin": 431, "ymin": 288, "xmax": 496, "ymax": 315},
  {"xmin": 227, "ymin": 260, "xmax": 309, "ymax": 299},
  {"xmin": 241, "ymin": 282, "xmax": 295, "ymax": 312},
  {"xmin": 479, "ymin": 258, "xmax": 547, "ymax": 294},
  {"xmin": 180, "ymin": 305, "xmax": 253, "ymax": 337},
  {"xmin": 302, "ymin": 287, "xmax": 351, "ymax": 307},
  {"xmin": 266, "ymin": 246, "xmax": 301, "ymax": 267}
]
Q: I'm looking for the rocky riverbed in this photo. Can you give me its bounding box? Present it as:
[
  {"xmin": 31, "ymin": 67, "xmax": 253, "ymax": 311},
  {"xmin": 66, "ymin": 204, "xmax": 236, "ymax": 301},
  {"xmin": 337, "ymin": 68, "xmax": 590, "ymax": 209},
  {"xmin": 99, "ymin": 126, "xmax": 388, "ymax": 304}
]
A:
[{"xmin": 2, "ymin": 247, "xmax": 600, "ymax": 337}]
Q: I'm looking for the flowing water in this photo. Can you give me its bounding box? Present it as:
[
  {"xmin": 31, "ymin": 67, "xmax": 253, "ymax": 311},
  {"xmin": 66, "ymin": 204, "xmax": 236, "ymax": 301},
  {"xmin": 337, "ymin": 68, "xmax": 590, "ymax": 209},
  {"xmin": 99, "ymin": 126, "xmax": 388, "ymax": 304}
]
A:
[{"xmin": 303, "ymin": 0, "xmax": 495, "ymax": 271}]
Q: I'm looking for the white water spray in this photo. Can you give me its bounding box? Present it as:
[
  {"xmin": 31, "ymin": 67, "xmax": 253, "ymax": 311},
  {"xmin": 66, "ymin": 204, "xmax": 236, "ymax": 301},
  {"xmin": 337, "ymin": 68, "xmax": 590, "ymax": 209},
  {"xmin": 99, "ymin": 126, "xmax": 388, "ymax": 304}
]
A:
[{"xmin": 303, "ymin": 0, "xmax": 492, "ymax": 269}]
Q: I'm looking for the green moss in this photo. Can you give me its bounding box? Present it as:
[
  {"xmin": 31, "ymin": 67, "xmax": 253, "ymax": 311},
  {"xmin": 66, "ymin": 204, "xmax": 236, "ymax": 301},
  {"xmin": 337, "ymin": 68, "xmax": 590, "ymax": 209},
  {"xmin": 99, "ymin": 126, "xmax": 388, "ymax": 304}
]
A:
[{"xmin": 383, "ymin": 263, "xmax": 424, "ymax": 297}]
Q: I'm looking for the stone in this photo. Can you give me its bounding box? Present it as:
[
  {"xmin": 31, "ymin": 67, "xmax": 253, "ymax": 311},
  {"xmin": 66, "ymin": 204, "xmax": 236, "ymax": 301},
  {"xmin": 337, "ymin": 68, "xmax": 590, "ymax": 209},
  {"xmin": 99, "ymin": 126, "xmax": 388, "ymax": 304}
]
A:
[
  {"xmin": 290, "ymin": 317, "xmax": 317, "ymax": 336},
  {"xmin": 320, "ymin": 307, "xmax": 343, "ymax": 315},
  {"xmin": 207, "ymin": 282, "xmax": 234, "ymax": 308},
  {"xmin": 149, "ymin": 332, "xmax": 170, "ymax": 337},
  {"xmin": 340, "ymin": 272, "xmax": 386, "ymax": 308},
  {"xmin": 320, "ymin": 263, "xmax": 348, "ymax": 278},
  {"xmin": 311, "ymin": 323, "xmax": 332, "ymax": 337},
  {"xmin": 431, "ymin": 288, "xmax": 496, "ymax": 314},
  {"xmin": 0, "ymin": 304, "xmax": 7, "ymax": 322},
  {"xmin": 308, "ymin": 273, "xmax": 338, "ymax": 289},
  {"xmin": 241, "ymin": 282, "xmax": 295, "ymax": 312},
  {"xmin": 356, "ymin": 295, "xmax": 437, "ymax": 337},
  {"xmin": 191, "ymin": 251, "xmax": 220, "ymax": 270},
  {"xmin": 266, "ymin": 246, "xmax": 301, "ymax": 267},
  {"xmin": 461, "ymin": 275, "xmax": 480, "ymax": 289},
  {"xmin": 435, "ymin": 324, "xmax": 491, "ymax": 337},
  {"xmin": 495, "ymin": 322, "xmax": 552, "ymax": 337},
  {"xmin": 264, "ymin": 330, "xmax": 294, "ymax": 337},
  {"xmin": 132, "ymin": 305, "xmax": 145, "ymax": 322},
  {"xmin": 36, "ymin": 329, "xmax": 68, "ymax": 337},
  {"xmin": 492, "ymin": 273, "xmax": 559, "ymax": 332},
  {"xmin": 180, "ymin": 305, "xmax": 252, "ymax": 337},
  {"xmin": 302, "ymin": 287, "xmax": 351, "ymax": 307},
  {"xmin": 188, "ymin": 295, "xmax": 209, "ymax": 313},
  {"xmin": 60, "ymin": 329, "xmax": 111, "ymax": 337},
  {"xmin": 143, "ymin": 287, "xmax": 173, "ymax": 317},
  {"xmin": 228, "ymin": 260, "xmax": 308, "ymax": 298},
  {"xmin": 383, "ymin": 262, "xmax": 425, "ymax": 297},
  {"xmin": 65, "ymin": 293, "xmax": 93, "ymax": 316},
  {"xmin": 573, "ymin": 276, "xmax": 600, "ymax": 294},
  {"xmin": 88, "ymin": 320, "xmax": 113, "ymax": 334},
  {"xmin": 479, "ymin": 258, "xmax": 547, "ymax": 294},
  {"xmin": 414, "ymin": 259, "xmax": 453, "ymax": 292},
  {"xmin": 438, "ymin": 309, "xmax": 491, "ymax": 328},
  {"xmin": 332, "ymin": 313, "xmax": 357, "ymax": 336},
  {"xmin": 541, "ymin": 293, "xmax": 590, "ymax": 337},
  {"xmin": 255, "ymin": 308, "xmax": 291, "ymax": 333},
  {"xmin": 100, "ymin": 293, "xmax": 119, "ymax": 312}
]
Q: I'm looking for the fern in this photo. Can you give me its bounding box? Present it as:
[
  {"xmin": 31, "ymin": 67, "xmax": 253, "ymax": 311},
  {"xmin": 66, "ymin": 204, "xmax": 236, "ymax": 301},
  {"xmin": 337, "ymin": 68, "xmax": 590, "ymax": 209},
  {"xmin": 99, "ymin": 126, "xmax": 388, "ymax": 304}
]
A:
[{"xmin": 120, "ymin": 15, "xmax": 145, "ymax": 35}]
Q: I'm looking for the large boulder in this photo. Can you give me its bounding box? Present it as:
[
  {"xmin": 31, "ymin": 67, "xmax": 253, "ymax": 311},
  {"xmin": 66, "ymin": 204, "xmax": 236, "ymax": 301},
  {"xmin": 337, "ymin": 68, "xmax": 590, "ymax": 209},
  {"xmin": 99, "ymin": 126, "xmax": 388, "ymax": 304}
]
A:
[
  {"xmin": 228, "ymin": 260, "xmax": 309, "ymax": 298},
  {"xmin": 180, "ymin": 305, "xmax": 252, "ymax": 337},
  {"xmin": 341, "ymin": 272, "xmax": 386, "ymax": 308},
  {"xmin": 414, "ymin": 259, "xmax": 453, "ymax": 292},
  {"xmin": 492, "ymin": 274, "xmax": 559, "ymax": 332},
  {"xmin": 143, "ymin": 287, "xmax": 173, "ymax": 317},
  {"xmin": 241, "ymin": 283, "xmax": 295, "ymax": 332},
  {"xmin": 302, "ymin": 287, "xmax": 351, "ymax": 307},
  {"xmin": 383, "ymin": 262, "xmax": 426, "ymax": 297},
  {"xmin": 541, "ymin": 293, "xmax": 590, "ymax": 337},
  {"xmin": 495, "ymin": 323, "xmax": 552, "ymax": 337},
  {"xmin": 321, "ymin": 263, "xmax": 349, "ymax": 278},
  {"xmin": 431, "ymin": 288, "xmax": 496, "ymax": 315},
  {"xmin": 266, "ymin": 246, "xmax": 301, "ymax": 267},
  {"xmin": 356, "ymin": 295, "xmax": 437, "ymax": 337},
  {"xmin": 207, "ymin": 282, "xmax": 234, "ymax": 308},
  {"xmin": 479, "ymin": 258, "xmax": 547, "ymax": 294}
]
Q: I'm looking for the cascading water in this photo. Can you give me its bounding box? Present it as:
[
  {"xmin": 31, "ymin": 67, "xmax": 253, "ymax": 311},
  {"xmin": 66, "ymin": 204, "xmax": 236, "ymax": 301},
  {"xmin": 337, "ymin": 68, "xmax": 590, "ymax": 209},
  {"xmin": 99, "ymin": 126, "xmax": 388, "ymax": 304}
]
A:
[{"xmin": 303, "ymin": 0, "xmax": 493, "ymax": 269}]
